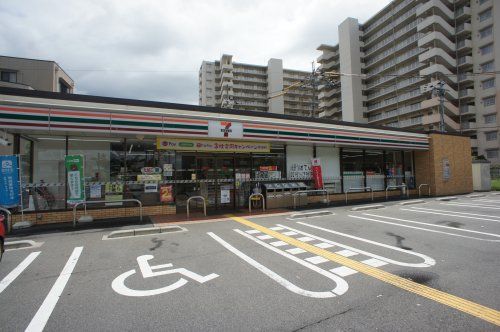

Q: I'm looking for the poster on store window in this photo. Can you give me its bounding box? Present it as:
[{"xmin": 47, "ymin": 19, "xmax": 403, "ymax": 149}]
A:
[
  {"xmin": 89, "ymin": 183, "xmax": 102, "ymax": 199},
  {"xmin": 220, "ymin": 186, "xmax": 231, "ymax": 204},
  {"xmin": 105, "ymin": 182, "xmax": 124, "ymax": 206},
  {"xmin": 311, "ymin": 158, "xmax": 324, "ymax": 189},
  {"xmin": 65, "ymin": 155, "xmax": 85, "ymax": 204},
  {"xmin": 160, "ymin": 185, "xmax": 173, "ymax": 203},
  {"xmin": 0, "ymin": 155, "xmax": 20, "ymax": 207}
]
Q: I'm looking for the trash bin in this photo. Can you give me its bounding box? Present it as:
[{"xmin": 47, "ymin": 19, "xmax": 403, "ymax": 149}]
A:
[
  {"xmin": 274, "ymin": 183, "xmax": 285, "ymax": 208},
  {"xmin": 282, "ymin": 182, "xmax": 293, "ymax": 207},
  {"xmin": 264, "ymin": 183, "xmax": 277, "ymax": 209}
]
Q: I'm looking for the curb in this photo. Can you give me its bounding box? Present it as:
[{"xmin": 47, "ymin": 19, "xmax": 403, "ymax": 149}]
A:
[
  {"xmin": 398, "ymin": 200, "xmax": 425, "ymax": 206},
  {"xmin": 466, "ymin": 194, "xmax": 485, "ymax": 198},
  {"xmin": 289, "ymin": 211, "xmax": 333, "ymax": 219},
  {"xmin": 104, "ymin": 225, "xmax": 186, "ymax": 240},
  {"xmin": 5, "ymin": 240, "xmax": 43, "ymax": 251},
  {"xmin": 351, "ymin": 204, "xmax": 385, "ymax": 211},
  {"xmin": 436, "ymin": 197, "xmax": 457, "ymax": 201}
]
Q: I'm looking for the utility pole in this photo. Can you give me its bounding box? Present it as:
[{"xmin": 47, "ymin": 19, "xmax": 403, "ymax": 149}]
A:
[{"xmin": 435, "ymin": 81, "xmax": 446, "ymax": 133}]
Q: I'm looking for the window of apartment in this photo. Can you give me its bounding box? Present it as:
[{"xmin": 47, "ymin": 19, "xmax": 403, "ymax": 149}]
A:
[
  {"xmin": 482, "ymin": 96, "xmax": 495, "ymax": 107},
  {"xmin": 1, "ymin": 70, "xmax": 17, "ymax": 83},
  {"xmin": 479, "ymin": 26, "xmax": 493, "ymax": 39},
  {"xmin": 484, "ymin": 114, "xmax": 497, "ymax": 123},
  {"xmin": 486, "ymin": 149, "xmax": 499, "ymax": 159},
  {"xmin": 479, "ymin": 0, "xmax": 489, "ymax": 5},
  {"xmin": 481, "ymin": 61, "xmax": 494, "ymax": 72},
  {"xmin": 485, "ymin": 131, "xmax": 498, "ymax": 141},
  {"xmin": 480, "ymin": 43, "xmax": 493, "ymax": 56},
  {"xmin": 482, "ymin": 78, "xmax": 495, "ymax": 90},
  {"xmin": 479, "ymin": 8, "xmax": 492, "ymax": 22}
]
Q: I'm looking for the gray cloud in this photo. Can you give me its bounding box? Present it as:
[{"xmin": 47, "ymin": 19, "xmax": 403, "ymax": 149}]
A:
[{"xmin": 0, "ymin": 0, "xmax": 391, "ymax": 104}]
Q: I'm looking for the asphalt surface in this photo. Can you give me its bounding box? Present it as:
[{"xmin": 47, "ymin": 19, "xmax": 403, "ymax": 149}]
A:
[{"xmin": 1, "ymin": 193, "xmax": 499, "ymax": 331}]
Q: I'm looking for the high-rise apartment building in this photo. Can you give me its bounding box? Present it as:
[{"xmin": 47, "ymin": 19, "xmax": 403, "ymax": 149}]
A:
[
  {"xmin": 317, "ymin": 0, "xmax": 499, "ymax": 164},
  {"xmin": 0, "ymin": 55, "xmax": 74, "ymax": 93},
  {"xmin": 199, "ymin": 54, "xmax": 318, "ymax": 117}
]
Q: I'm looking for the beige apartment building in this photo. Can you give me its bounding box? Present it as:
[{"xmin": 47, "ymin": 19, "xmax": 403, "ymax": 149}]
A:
[
  {"xmin": 317, "ymin": 0, "xmax": 499, "ymax": 165},
  {"xmin": 0, "ymin": 55, "xmax": 74, "ymax": 93},
  {"xmin": 199, "ymin": 54, "xmax": 319, "ymax": 117}
]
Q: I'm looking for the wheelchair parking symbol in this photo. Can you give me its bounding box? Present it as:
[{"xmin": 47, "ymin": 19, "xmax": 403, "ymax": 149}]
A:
[{"xmin": 112, "ymin": 255, "xmax": 219, "ymax": 297}]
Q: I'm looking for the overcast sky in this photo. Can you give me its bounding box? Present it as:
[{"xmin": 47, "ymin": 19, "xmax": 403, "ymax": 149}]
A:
[{"xmin": 0, "ymin": 0, "xmax": 391, "ymax": 105}]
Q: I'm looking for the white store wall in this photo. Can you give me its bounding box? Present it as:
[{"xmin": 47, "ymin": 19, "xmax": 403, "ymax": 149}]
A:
[{"xmin": 286, "ymin": 145, "xmax": 313, "ymax": 179}]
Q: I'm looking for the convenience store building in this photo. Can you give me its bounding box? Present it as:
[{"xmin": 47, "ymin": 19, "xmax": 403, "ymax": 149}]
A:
[{"xmin": 0, "ymin": 87, "xmax": 472, "ymax": 225}]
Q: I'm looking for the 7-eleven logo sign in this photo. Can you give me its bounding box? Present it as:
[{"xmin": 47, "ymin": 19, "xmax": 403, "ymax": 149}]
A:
[{"xmin": 209, "ymin": 121, "xmax": 243, "ymax": 138}]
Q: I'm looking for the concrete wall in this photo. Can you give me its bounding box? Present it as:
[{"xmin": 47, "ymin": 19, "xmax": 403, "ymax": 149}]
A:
[
  {"xmin": 267, "ymin": 58, "xmax": 284, "ymax": 114},
  {"xmin": 415, "ymin": 133, "xmax": 473, "ymax": 196}
]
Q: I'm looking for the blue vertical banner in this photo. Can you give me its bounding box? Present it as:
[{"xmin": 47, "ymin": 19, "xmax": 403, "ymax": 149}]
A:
[{"xmin": 0, "ymin": 155, "xmax": 20, "ymax": 207}]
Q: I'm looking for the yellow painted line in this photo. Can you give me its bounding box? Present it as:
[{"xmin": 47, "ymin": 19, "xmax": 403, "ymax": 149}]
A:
[{"xmin": 228, "ymin": 215, "xmax": 500, "ymax": 326}]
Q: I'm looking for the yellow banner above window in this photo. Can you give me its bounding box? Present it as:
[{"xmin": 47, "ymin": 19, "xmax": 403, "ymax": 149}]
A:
[{"xmin": 156, "ymin": 137, "xmax": 270, "ymax": 153}]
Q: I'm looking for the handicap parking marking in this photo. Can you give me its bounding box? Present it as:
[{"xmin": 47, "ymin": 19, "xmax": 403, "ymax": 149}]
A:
[
  {"xmin": 0, "ymin": 251, "xmax": 41, "ymax": 295},
  {"xmin": 400, "ymin": 206, "xmax": 500, "ymax": 223},
  {"xmin": 111, "ymin": 254, "xmax": 219, "ymax": 297},
  {"xmin": 25, "ymin": 247, "xmax": 83, "ymax": 332},
  {"xmin": 226, "ymin": 215, "xmax": 500, "ymax": 327},
  {"xmin": 355, "ymin": 213, "xmax": 500, "ymax": 242},
  {"xmin": 284, "ymin": 222, "xmax": 435, "ymax": 268},
  {"xmin": 208, "ymin": 232, "xmax": 348, "ymax": 299}
]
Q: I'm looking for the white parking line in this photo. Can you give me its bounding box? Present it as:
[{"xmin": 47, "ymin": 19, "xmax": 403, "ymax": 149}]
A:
[
  {"xmin": 283, "ymin": 231, "xmax": 298, "ymax": 236},
  {"xmin": 315, "ymin": 242, "xmax": 335, "ymax": 249},
  {"xmin": 401, "ymin": 206, "xmax": 500, "ymax": 222},
  {"xmin": 270, "ymin": 241, "xmax": 287, "ymax": 247},
  {"xmin": 269, "ymin": 226, "xmax": 284, "ymax": 231},
  {"xmin": 285, "ymin": 223, "xmax": 435, "ymax": 267},
  {"xmin": 286, "ymin": 248, "xmax": 306, "ymax": 255},
  {"xmin": 353, "ymin": 214, "xmax": 500, "ymax": 242},
  {"xmin": 0, "ymin": 251, "xmax": 41, "ymax": 294},
  {"xmin": 296, "ymin": 236, "xmax": 314, "ymax": 242},
  {"xmin": 442, "ymin": 202, "xmax": 500, "ymax": 210},
  {"xmin": 257, "ymin": 235, "xmax": 273, "ymax": 240},
  {"xmin": 208, "ymin": 232, "xmax": 340, "ymax": 298},
  {"xmin": 335, "ymin": 249, "xmax": 358, "ymax": 257},
  {"xmin": 361, "ymin": 258, "xmax": 388, "ymax": 267},
  {"xmin": 330, "ymin": 266, "xmax": 358, "ymax": 277},
  {"xmin": 400, "ymin": 208, "xmax": 500, "ymax": 222},
  {"xmin": 25, "ymin": 247, "xmax": 83, "ymax": 332},
  {"xmin": 246, "ymin": 230, "xmax": 261, "ymax": 234},
  {"xmin": 304, "ymin": 256, "xmax": 329, "ymax": 264},
  {"xmin": 234, "ymin": 230, "xmax": 349, "ymax": 297}
]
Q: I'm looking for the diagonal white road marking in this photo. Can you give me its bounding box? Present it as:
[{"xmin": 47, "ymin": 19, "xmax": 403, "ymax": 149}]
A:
[
  {"xmin": 0, "ymin": 251, "xmax": 41, "ymax": 294},
  {"xmin": 25, "ymin": 247, "xmax": 83, "ymax": 332}
]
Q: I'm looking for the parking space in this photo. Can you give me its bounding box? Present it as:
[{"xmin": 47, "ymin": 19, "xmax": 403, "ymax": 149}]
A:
[{"xmin": 0, "ymin": 194, "xmax": 499, "ymax": 330}]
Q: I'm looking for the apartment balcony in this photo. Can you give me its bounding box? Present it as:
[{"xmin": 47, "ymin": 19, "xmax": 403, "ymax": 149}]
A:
[
  {"xmin": 457, "ymin": 55, "xmax": 473, "ymax": 69},
  {"xmin": 456, "ymin": 23, "xmax": 472, "ymax": 36},
  {"xmin": 470, "ymin": 138, "xmax": 478, "ymax": 148},
  {"xmin": 422, "ymin": 113, "xmax": 460, "ymax": 131},
  {"xmin": 458, "ymin": 72, "xmax": 474, "ymax": 85},
  {"xmin": 319, "ymin": 98, "xmax": 341, "ymax": 109},
  {"xmin": 419, "ymin": 48, "xmax": 456, "ymax": 69},
  {"xmin": 417, "ymin": 15, "xmax": 454, "ymax": 37},
  {"xmin": 318, "ymin": 89, "xmax": 338, "ymax": 99},
  {"xmin": 421, "ymin": 97, "xmax": 459, "ymax": 116},
  {"xmin": 458, "ymin": 88, "xmax": 474, "ymax": 100},
  {"xmin": 420, "ymin": 64, "xmax": 457, "ymax": 85},
  {"xmin": 397, "ymin": 116, "xmax": 424, "ymax": 128},
  {"xmin": 318, "ymin": 108, "xmax": 341, "ymax": 118},
  {"xmin": 317, "ymin": 51, "xmax": 337, "ymax": 63},
  {"xmin": 221, "ymin": 63, "xmax": 233, "ymax": 72},
  {"xmin": 416, "ymin": 0, "xmax": 454, "ymax": 20},
  {"xmin": 459, "ymin": 105, "xmax": 475, "ymax": 115},
  {"xmin": 456, "ymin": 39, "xmax": 472, "ymax": 52},
  {"xmin": 455, "ymin": 6, "xmax": 471, "ymax": 20},
  {"xmin": 418, "ymin": 31, "xmax": 455, "ymax": 52},
  {"xmin": 461, "ymin": 121, "xmax": 477, "ymax": 131},
  {"xmin": 221, "ymin": 71, "xmax": 234, "ymax": 81}
]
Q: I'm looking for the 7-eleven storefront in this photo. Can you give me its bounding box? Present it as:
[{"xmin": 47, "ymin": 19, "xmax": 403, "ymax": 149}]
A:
[{"xmin": 0, "ymin": 88, "xmax": 472, "ymax": 225}]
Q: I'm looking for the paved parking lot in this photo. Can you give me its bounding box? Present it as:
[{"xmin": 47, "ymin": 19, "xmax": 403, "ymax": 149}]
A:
[{"xmin": 1, "ymin": 193, "xmax": 499, "ymax": 331}]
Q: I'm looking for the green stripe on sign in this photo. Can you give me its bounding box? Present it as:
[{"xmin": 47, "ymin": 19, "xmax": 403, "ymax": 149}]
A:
[
  {"xmin": 0, "ymin": 113, "xmax": 49, "ymax": 122},
  {"xmin": 51, "ymin": 116, "xmax": 109, "ymax": 125}
]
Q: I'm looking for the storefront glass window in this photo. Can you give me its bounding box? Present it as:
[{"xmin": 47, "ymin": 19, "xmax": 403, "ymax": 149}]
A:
[
  {"xmin": 364, "ymin": 150, "xmax": 385, "ymax": 191},
  {"xmin": 30, "ymin": 136, "xmax": 66, "ymax": 211},
  {"xmin": 252, "ymin": 145, "xmax": 285, "ymax": 181},
  {"xmin": 342, "ymin": 148, "xmax": 364, "ymax": 191},
  {"xmin": 404, "ymin": 151, "xmax": 415, "ymax": 189},
  {"xmin": 386, "ymin": 151, "xmax": 404, "ymax": 186}
]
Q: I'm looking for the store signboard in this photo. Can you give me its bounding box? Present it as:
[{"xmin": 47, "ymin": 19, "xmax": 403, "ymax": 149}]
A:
[
  {"xmin": 157, "ymin": 137, "xmax": 270, "ymax": 153},
  {"xmin": 208, "ymin": 121, "xmax": 243, "ymax": 138},
  {"xmin": 141, "ymin": 167, "xmax": 162, "ymax": 174},
  {"xmin": 0, "ymin": 155, "xmax": 20, "ymax": 207},
  {"xmin": 65, "ymin": 155, "xmax": 85, "ymax": 204}
]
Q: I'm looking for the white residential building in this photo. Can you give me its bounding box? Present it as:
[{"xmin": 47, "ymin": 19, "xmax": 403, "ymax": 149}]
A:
[
  {"xmin": 317, "ymin": 0, "xmax": 499, "ymax": 164},
  {"xmin": 199, "ymin": 54, "xmax": 318, "ymax": 117}
]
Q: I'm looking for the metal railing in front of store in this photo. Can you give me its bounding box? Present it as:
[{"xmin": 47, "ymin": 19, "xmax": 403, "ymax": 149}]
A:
[
  {"xmin": 345, "ymin": 187, "xmax": 374, "ymax": 204},
  {"xmin": 72, "ymin": 199, "xmax": 143, "ymax": 228},
  {"xmin": 186, "ymin": 196, "xmax": 206, "ymax": 219},
  {"xmin": 385, "ymin": 184, "xmax": 409, "ymax": 200},
  {"xmin": 292, "ymin": 190, "xmax": 329, "ymax": 209},
  {"xmin": 418, "ymin": 184, "xmax": 431, "ymax": 197}
]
